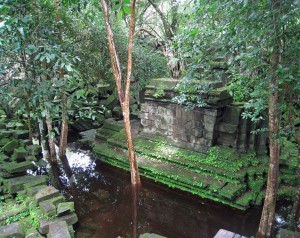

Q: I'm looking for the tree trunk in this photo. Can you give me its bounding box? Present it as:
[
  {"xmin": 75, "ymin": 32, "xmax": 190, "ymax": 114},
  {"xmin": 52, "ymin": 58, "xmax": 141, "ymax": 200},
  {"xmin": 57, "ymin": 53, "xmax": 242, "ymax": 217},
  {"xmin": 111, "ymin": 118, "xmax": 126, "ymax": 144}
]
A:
[
  {"xmin": 256, "ymin": 52, "xmax": 280, "ymax": 238},
  {"xmin": 100, "ymin": 0, "xmax": 141, "ymax": 187},
  {"xmin": 123, "ymin": 104, "xmax": 141, "ymax": 186},
  {"xmin": 45, "ymin": 112, "xmax": 57, "ymax": 163},
  {"xmin": 38, "ymin": 118, "xmax": 49, "ymax": 161},
  {"xmin": 147, "ymin": 0, "xmax": 174, "ymax": 39},
  {"xmin": 27, "ymin": 112, "xmax": 33, "ymax": 142},
  {"xmin": 256, "ymin": 2, "xmax": 281, "ymax": 236}
]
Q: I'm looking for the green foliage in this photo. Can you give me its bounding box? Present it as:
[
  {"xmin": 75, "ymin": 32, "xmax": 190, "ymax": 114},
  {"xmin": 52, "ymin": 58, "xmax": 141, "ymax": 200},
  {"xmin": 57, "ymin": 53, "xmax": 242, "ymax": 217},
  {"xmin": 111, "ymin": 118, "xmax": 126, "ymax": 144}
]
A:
[{"xmin": 173, "ymin": 0, "xmax": 299, "ymax": 122}]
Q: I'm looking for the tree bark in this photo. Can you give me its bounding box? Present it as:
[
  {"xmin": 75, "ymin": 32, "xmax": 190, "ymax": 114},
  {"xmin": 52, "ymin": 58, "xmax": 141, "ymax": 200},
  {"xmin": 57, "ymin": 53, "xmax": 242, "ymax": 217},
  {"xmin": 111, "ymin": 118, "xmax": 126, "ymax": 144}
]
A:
[
  {"xmin": 46, "ymin": 112, "xmax": 57, "ymax": 163},
  {"xmin": 257, "ymin": 2, "xmax": 281, "ymax": 236},
  {"xmin": 256, "ymin": 51, "xmax": 280, "ymax": 238},
  {"xmin": 101, "ymin": 0, "xmax": 141, "ymax": 186},
  {"xmin": 147, "ymin": 0, "xmax": 174, "ymax": 39}
]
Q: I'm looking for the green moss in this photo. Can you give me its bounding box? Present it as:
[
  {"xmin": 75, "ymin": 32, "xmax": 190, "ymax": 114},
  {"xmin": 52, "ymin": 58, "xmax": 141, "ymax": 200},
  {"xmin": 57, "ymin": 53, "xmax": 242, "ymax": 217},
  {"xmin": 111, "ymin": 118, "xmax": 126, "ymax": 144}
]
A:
[
  {"xmin": 254, "ymin": 191, "xmax": 266, "ymax": 206},
  {"xmin": 93, "ymin": 121, "xmax": 297, "ymax": 210},
  {"xmin": 247, "ymin": 165, "xmax": 267, "ymax": 176},
  {"xmin": 277, "ymin": 186, "xmax": 296, "ymax": 200},
  {"xmin": 235, "ymin": 191, "xmax": 255, "ymax": 208},
  {"xmin": 248, "ymin": 179, "xmax": 265, "ymax": 192},
  {"xmin": 219, "ymin": 183, "xmax": 246, "ymax": 200}
]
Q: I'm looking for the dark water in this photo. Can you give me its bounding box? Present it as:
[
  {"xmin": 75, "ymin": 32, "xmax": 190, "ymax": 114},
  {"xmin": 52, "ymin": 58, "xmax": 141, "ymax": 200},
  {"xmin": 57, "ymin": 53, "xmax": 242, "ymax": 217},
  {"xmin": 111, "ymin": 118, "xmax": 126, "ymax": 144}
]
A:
[{"xmin": 58, "ymin": 143, "xmax": 264, "ymax": 238}]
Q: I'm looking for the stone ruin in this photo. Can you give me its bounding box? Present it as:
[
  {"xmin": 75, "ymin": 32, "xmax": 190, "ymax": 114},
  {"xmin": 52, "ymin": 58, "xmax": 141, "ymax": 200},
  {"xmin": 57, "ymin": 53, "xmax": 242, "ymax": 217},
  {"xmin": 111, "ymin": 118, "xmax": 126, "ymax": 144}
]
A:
[{"xmin": 139, "ymin": 78, "xmax": 268, "ymax": 155}]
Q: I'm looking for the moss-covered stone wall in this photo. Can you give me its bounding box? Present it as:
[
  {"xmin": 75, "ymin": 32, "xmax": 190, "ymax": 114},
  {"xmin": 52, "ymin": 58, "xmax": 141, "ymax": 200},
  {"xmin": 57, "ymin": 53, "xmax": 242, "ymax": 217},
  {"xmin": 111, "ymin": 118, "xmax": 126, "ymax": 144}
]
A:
[{"xmin": 140, "ymin": 78, "xmax": 267, "ymax": 154}]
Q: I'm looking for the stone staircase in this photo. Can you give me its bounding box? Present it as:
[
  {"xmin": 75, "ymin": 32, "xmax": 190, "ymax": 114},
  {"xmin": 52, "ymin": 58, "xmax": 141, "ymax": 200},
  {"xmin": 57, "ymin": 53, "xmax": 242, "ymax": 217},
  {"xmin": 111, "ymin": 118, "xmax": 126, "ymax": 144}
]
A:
[{"xmin": 90, "ymin": 120, "xmax": 298, "ymax": 210}]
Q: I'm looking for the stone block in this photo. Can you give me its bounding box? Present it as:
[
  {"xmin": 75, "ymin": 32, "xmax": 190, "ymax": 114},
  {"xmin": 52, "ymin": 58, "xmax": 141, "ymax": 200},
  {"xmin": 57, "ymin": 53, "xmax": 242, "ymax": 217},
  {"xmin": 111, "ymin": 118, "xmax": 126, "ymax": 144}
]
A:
[
  {"xmin": 222, "ymin": 105, "xmax": 242, "ymax": 124},
  {"xmin": 35, "ymin": 186, "xmax": 60, "ymax": 204},
  {"xmin": 0, "ymin": 138, "xmax": 9, "ymax": 148},
  {"xmin": 26, "ymin": 185, "xmax": 48, "ymax": 196},
  {"xmin": 176, "ymin": 107, "xmax": 182, "ymax": 118},
  {"xmin": 0, "ymin": 130, "xmax": 13, "ymax": 138},
  {"xmin": 3, "ymin": 161, "xmax": 35, "ymax": 174},
  {"xmin": 160, "ymin": 119, "xmax": 168, "ymax": 130},
  {"xmin": 217, "ymin": 122, "xmax": 238, "ymax": 134},
  {"xmin": 157, "ymin": 106, "xmax": 167, "ymax": 115},
  {"xmin": 39, "ymin": 213, "xmax": 78, "ymax": 235},
  {"xmin": 39, "ymin": 200, "xmax": 56, "ymax": 217},
  {"xmin": 4, "ymin": 175, "xmax": 47, "ymax": 194},
  {"xmin": 204, "ymin": 130, "xmax": 215, "ymax": 140},
  {"xmin": 13, "ymin": 130, "xmax": 29, "ymax": 139},
  {"xmin": 104, "ymin": 110, "xmax": 112, "ymax": 119},
  {"xmin": 204, "ymin": 115, "xmax": 216, "ymax": 125},
  {"xmin": 104, "ymin": 94, "xmax": 119, "ymax": 109},
  {"xmin": 12, "ymin": 147, "xmax": 28, "ymax": 160},
  {"xmin": 0, "ymin": 222, "xmax": 24, "ymax": 238},
  {"xmin": 25, "ymin": 155, "xmax": 38, "ymax": 162},
  {"xmin": 130, "ymin": 104, "xmax": 139, "ymax": 112},
  {"xmin": 148, "ymin": 113, "xmax": 156, "ymax": 121},
  {"xmin": 47, "ymin": 221, "xmax": 71, "ymax": 238},
  {"xmin": 204, "ymin": 109, "xmax": 219, "ymax": 117},
  {"xmin": 112, "ymin": 106, "xmax": 123, "ymax": 119},
  {"xmin": 140, "ymin": 103, "xmax": 148, "ymax": 113},
  {"xmin": 20, "ymin": 139, "xmax": 32, "ymax": 147},
  {"xmin": 25, "ymin": 228, "xmax": 43, "ymax": 238},
  {"xmin": 193, "ymin": 129, "xmax": 203, "ymax": 138},
  {"xmin": 0, "ymin": 153, "xmax": 10, "ymax": 163},
  {"xmin": 184, "ymin": 121, "xmax": 192, "ymax": 131},
  {"xmin": 0, "ymin": 171, "xmax": 26, "ymax": 179},
  {"xmin": 0, "ymin": 122, "xmax": 6, "ymax": 129},
  {"xmin": 140, "ymin": 112, "xmax": 148, "ymax": 120},
  {"xmin": 57, "ymin": 202, "xmax": 75, "ymax": 216},
  {"xmin": 204, "ymin": 122, "xmax": 215, "ymax": 132},
  {"xmin": 0, "ymin": 205, "xmax": 27, "ymax": 223},
  {"xmin": 3, "ymin": 140, "xmax": 19, "ymax": 155},
  {"xmin": 148, "ymin": 105, "xmax": 158, "ymax": 114},
  {"xmin": 26, "ymin": 145, "xmax": 42, "ymax": 156},
  {"xmin": 141, "ymin": 119, "xmax": 149, "ymax": 127}
]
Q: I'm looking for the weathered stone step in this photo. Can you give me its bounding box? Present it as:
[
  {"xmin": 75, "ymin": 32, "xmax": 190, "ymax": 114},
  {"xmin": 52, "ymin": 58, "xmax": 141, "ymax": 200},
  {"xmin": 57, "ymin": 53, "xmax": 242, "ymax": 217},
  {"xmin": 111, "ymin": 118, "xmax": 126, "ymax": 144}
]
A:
[
  {"xmin": 3, "ymin": 175, "xmax": 47, "ymax": 194},
  {"xmin": 95, "ymin": 128, "xmax": 118, "ymax": 141},
  {"xmin": 0, "ymin": 222, "xmax": 24, "ymax": 238},
  {"xmin": 105, "ymin": 133, "xmax": 247, "ymax": 184},
  {"xmin": 100, "ymin": 154, "xmax": 246, "ymax": 210},
  {"xmin": 93, "ymin": 143, "xmax": 249, "ymax": 210},
  {"xmin": 2, "ymin": 161, "xmax": 35, "ymax": 174}
]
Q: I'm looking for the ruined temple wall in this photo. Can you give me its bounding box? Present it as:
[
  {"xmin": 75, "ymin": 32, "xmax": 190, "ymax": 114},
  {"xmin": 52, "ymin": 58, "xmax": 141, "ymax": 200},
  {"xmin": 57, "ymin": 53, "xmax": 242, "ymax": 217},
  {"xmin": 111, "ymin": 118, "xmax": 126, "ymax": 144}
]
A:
[
  {"xmin": 140, "ymin": 101, "xmax": 225, "ymax": 150},
  {"xmin": 139, "ymin": 82, "xmax": 267, "ymax": 154}
]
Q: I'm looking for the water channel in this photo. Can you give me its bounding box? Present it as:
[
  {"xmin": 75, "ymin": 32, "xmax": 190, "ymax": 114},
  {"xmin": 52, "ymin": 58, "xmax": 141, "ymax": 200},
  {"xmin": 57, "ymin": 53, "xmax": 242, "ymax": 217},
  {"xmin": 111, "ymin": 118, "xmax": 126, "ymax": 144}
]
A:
[
  {"xmin": 42, "ymin": 139, "xmax": 293, "ymax": 238},
  {"xmin": 53, "ymin": 142, "xmax": 262, "ymax": 238}
]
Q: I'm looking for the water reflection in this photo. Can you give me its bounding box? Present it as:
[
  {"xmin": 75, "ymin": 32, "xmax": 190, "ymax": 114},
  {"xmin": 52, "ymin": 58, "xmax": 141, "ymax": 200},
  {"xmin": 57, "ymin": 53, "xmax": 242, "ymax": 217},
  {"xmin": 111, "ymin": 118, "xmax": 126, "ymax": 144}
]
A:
[{"xmin": 59, "ymin": 149, "xmax": 262, "ymax": 238}]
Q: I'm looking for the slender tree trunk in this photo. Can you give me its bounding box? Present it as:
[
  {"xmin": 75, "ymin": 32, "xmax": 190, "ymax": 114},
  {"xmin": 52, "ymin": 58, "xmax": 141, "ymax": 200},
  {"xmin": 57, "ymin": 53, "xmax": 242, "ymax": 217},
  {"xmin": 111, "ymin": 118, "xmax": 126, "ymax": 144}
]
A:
[
  {"xmin": 100, "ymin": 0, "xmax": 141, "ymax": 186},
  {"xmin": 257, "ymin": 2, "xmax": 281, "ymax": 237},
  {"xmin": 27, "ymin": 112, "xmax": 33, "ymax": 141},
  {"xmin": 45, "ymin": 112, "xmax": 57, "ymax": 163},
  {"xmin": 53, "ymin": 0, "xmax": 73, "ymax": 179},
  {"xmin": 38, "ymin": 118, "xmax": 49, "ymax": 161},
  {"xmin": 257, "ymin": 51, "xmax": 280, "ymax": 238}
]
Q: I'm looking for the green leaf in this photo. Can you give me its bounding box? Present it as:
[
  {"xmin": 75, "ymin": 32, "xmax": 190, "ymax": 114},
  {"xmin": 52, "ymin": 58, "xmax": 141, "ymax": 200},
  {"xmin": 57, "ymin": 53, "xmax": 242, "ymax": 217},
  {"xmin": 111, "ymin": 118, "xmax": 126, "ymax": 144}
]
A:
[
  {"xmin": 118, "ymin": 10, "xmax": 123, "ymax": 20},
  {"xmin": 123, "ymin": 0, "xmax": 130, "ymax": 4},
  {"xmin": 123, "ymin": 6, "xmax": 130, "ymax": 15},
  {"xmin": 17, "ymin": 27, "xmax": 25, "ymax": 40},
  {"xmin": 112, "ymin": 4, "xmax": 120, "ymax": 11}
]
